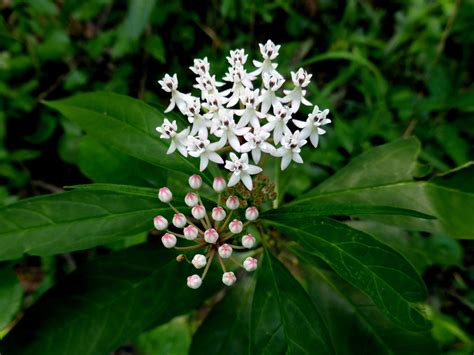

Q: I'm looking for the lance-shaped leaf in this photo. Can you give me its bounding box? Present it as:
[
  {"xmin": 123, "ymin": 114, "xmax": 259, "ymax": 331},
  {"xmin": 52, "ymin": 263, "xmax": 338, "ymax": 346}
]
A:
[
  {"xmin": 0, "ymin": 266, "xmax": 23, "ymax": 329},
  {"xmin": 45, "ymin": 92, "xmax": 213, "ymax": 183},
  {"xmin": 0, "ymin": 190, "xmax": 174, "ymax": 260},
  {"xmin": 303, "ymin": 265, "xmax": 439, "ymax": 354},
  {"xmin": 0, "ymin": 243, "xmax": 219, "ymax": 355},
  {"xmin": 298, "ymin": 138, "xmax": 474, "ymax": 239},
  {"xmin": 263, "ymin": 215, "xmax": 430, "ymax": 332},
  {"xmin": 250, "ymin": 250, "xmax": 335, "ymax": 354}
]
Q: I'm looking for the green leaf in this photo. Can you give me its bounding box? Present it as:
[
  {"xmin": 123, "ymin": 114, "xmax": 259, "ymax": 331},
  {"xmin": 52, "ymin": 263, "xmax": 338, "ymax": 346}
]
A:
[
  {"xmin": 44, "ymin": 92, "xmax": 212, "ymax": 183},
  {"xmin": 300, "ymin": 138, "xmax": 474, "ymax": 239},
  {"xmin": 0, "ymin": 266, "xmax": 22, "ymax": 329},
  {"xmin": 0, "ymin": 243, "xmax": 218, "ymax": 354},
  {"xmin": 78, "ymin": 136, "xmax": 167, "ymax": 187},
  {"xmin": 66, "ymin": 183, "xmax": 158, "ymax": 199},
  {"xmin": 303, "ymin": 267, "xmax": 439, "ymax": 354},
  {"xmin": 250, "ymin": 250, "xmax": 335, "ymax": 354},
  {"xmin": 190, "ymin": 277, "xmax": 255, "ymax": 355},
  {"xmin": 263, "ymin": 215, "xmax": 430, "ymax": 332},
  {"xmin": 0, "ymin": 190, "xmax": 172, "ymax": 260}
]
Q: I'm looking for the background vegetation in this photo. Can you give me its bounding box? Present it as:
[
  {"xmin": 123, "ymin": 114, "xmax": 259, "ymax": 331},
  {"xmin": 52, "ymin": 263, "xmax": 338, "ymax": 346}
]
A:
[{"xmin": 0, "ymin": 0, "xmax": 472, "ymax": 353}]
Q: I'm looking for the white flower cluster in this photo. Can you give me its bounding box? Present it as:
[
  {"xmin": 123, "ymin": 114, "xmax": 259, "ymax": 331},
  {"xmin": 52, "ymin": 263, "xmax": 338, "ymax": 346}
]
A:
[
  {"xmin": 156, "ymin": 40, "xmax": 331, "ymax": 190},
  {"xmin": 155, "ymin": 174, "xmax": 259, "ymax": 289}
]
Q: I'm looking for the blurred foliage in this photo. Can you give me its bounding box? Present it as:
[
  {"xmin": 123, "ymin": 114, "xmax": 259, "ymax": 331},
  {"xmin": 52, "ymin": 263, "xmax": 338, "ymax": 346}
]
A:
[{"xmin": 0, "ymin": 0, "xmax": 473, "ymax": 353}]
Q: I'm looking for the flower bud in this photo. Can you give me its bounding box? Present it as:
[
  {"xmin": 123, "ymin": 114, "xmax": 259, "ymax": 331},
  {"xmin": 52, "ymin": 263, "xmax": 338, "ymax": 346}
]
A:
[
  {"xmin": 229, "ymin": 219, "xmax": 243, "ymax": 234},
  {"xmin": 189, "ymin": 174, "xmax": 202, "ymax": 189},
  {"xmin": 185, "ymin": 192, "xmax": 199, "ymax": 207},
  {"xmin": 172, "ymin": 213, "xmax": 187, "ymax": 228},
  {"xmin": 222, "ymin": 271, "xmax": 237, "ymax": 286},
  {"xmin": 191, "ymin": 205, "xmax": 206, "ymax": 219},
  {"xmin": 161, "ymin": 233, "xmax": 177, "ymax": 248},
  {"xmin": 183, "ymin": 225, "xmax": 198, "ymax": 240},
  {"xmin": 243, "ymin": 257, "xmax": 258, "ymax": 271},
  {"xmin": 242, "ymin": 234, "xmax": 256, "ymax": 249},
  {"xmin": 213, "ymin": 176, "xmax": 227, "ymax": 192},
  {"xmin": 153, "ymin": 215, "xmax": 168, "ymax": 230},
  {"xmin": 204, "ymin": 228, "xmax": 219, "ymax": 244},
  {"xmin": 211, "ymin": 207, "xmax": 226, "ymax": 221},
  {"xmin": 245, "ymin": 207, "xmax": 259, "ymax": 221},
  {"xmin": 187, "ymin": 274, "xmax": 202, "ymax": 289},
  {"xmin": 158, "ymin": 187, "xmax": 172, "ymax": 203},
  {"xmin": 192, "ymin": 254, "xmax": 207, "ymax": 269},
  {"xmin": 218, "ymin": 244, "xmax": 233, "ymax": 259},
  {"xmin": 226, "ymin": 195, "xmax": 240, "ymax": 210}
]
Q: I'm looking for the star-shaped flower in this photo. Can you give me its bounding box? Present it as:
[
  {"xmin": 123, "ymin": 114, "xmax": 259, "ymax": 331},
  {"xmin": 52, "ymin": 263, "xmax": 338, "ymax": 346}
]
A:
[
  {"xmin": 293, "ymin": 105, "xmax": 331, "ymax": 147},
  {"xmin": 225, "ymin": 153, "xmax": 262, "ymax": 190}
]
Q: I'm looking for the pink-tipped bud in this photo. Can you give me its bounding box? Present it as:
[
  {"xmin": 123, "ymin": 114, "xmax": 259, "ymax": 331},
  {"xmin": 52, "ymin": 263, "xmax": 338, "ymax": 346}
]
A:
[
  {"xmin": 229, "ymin": 219, "xmax": 243, "ymax": 234},
  {"xmin": 245, "ymin": 207, "xmax": 259, "ymax": 221},
  {"xmin": 218, "ymin": 244, "xmax": 233, "ymax": 258},
  {"xmin": 189, "ymin": 174, "xmax": 202, "ymax": 189},
  {"xmin": 161, "ymin": 233, "xmax": 177, "ymax": 248},
  {"xmin": 212, "ymin": 207, "xmax": 226, "ymax": 221},
  {"xmin": 172, "ymin": 213, "xmax": 187, "ymax": 228},
  {"xmin": 183, "ymin": 225, "xmax": 198, "ymax": 240},
  {"xmin": 185, "ymin": 192, "xmax": 199, "ymax": 207},
  {"xmin": 153, "ymin": 215, "xmax": 168, "ymax": 230},
  {"xmin": 213, "ymin": 176, "xmax": 227, "ymax": 192},
  {"xmin": 222, "ymin": 271, "xmax": 237, "ymax": 286},
  {"xmin": 191, "ymin": 204, "xmax": 206, "ymax": 219},
  {"xmin": 243, "ymin": 257, "xmax": 258, "ymax": 271},
  {"xmin": 158, "ymin": 187, "xmax": 172, "ymax": 203},
  {"xmin": 204, "ymin": 228, "xmax": 219, "ymax": 244},
  {"xmin": 187, "ymin": 274, "xmax": 202, "ymax": 289},
  {"xmin": 192, "ymin": 254, "xmax": 207, "ymax": 269},
  {"xmin": 242, "ymin": 234, "xmax": 256, "ymax": 249},
  {"xmin": 226, "ymin": 195, "xmax": 240, "ymax": 210}
]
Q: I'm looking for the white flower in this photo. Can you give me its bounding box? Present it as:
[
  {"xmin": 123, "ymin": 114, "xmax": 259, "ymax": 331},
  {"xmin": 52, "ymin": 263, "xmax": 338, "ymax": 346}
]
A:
[
  {"xmin": 260, "ymin": 73, "xmax": 285, "ymax": 114},
  {"xmin": 212, "ymin": 114, "xmax": 249, "ymax": 152},
  {"xmin": 192, "ymin": 254, "xmax": 207, "ymax": 269},
  {"xmin": 245, "ymin": 207, "xmax": 259, "ymax": 221},
  {"xmin": 158, "ymin": 187, "xmax": 172, "ymax": 203},
  {"xmin": 184, "ymin": 97, "xmax": 211, "ymax": 139},
  {"xmin": 183, "ymin": 225, "xmax": 198, "ymax": 240},
  {"xmin": 158, "ymin": 74, "xmax": 191, "ymax": 114},
  {"xmin": 189, "ymin": 57, "xmax": 210, "ymax": 76},
  {"xmin": 243, "ymin": 257, "xmax": 258, "ymax": 271},
  {"xmin": 227, "ymin": 49, "xmax": 248, "ymax": 67},
  {"xmin": 240, "ymin": 127, "xmax": 275, "ymax": 163},
  {"xmin": 153, "ymin": 216, "xmax": 168, "ymax": 231},
  {"xmin": 212, "ymin": 176, "xmax": 227, "ymax": 192},
  {"xmin": 234, "ymin": 88, "xmax": 265, "ymax": 129},
  {"xmin": 228, "ymin": 219, "xmax": 243, "ymax": 234},
  {"xmin": 191, "ymin": 204, "xmax": 206, "ymax": 220},
  {"xmin": 188, "ymin": 174, "xmax": 203, "ymax": 189},
  {"xmin": 161, "ymin": 233, "xmax": 177, "ymax": 248},
  {"xmin": 204, "ymin": 228, "xmax": 219, "ymax": 244},
  {"xmin": 223, "ymin": 66, "xmax": 255, "ymax": 107},
  {"xmin": 194, "ymin": 73, "xmax": 227, "ymax": 100},
  {"xmin": 242, "ymin": 234, "xmax": 256, "ymax": 249},
  {"xmin": 252, "ymin": 40, "xmax": 281, "ymax": 77},
  {"xmin": 277, "ymin": 130, "xmax": 307, "ymax": 170},
  {"xmin": 262, "ymin": 102, "xmax": 292, "ymax": 144},
  {"xmin": 218, "ymin": 244, "xmax": 233, "ymax": 259},
  {"xmin": 172, "ymin": 213, "xmax": 187, "ymax": 228},
  {"xmin": 226, "ymin": 195, "xmax": 240, "ymax": 210},
  {"xmin": 184, "ymin": 192, "xmax": 199, "ymax": 207},
  {"xmin": 156, "ymin": 119, "xmax": 189, "ymax": 157},
  {"xmin": 293, "ymin": 105, "xmax": 331, "ymax": 147},
  {"xmin": 281, "ymin": 68, "xmax": 313, "ymax": 113},
  {"xmin": 187, "ymin": 133, "xmax": 224, "ymax": 171},
  {"xmin": 224, "ymin": 153, "xmax": 262, "ymax": 190},
  {"xmin": 211, "ymin": 207, "xmax": 226, "ymax": 221}
]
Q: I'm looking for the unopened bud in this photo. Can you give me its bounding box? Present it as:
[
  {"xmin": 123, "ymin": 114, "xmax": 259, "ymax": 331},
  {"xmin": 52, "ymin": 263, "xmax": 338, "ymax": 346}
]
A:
[
  {"xmin": 189, "ymin": 174, "xmax": 202, "ymax": 189},
  {"xmin": 226, "ymin": 195, "xmax": 240, "ymax": 210},
  {"xmin": 245, "ymin": 207, "xmax": 259, "ymax": 221},
  {"xmin": 243, "ymin": 257, "xmax": 258, "ymax": 271},
  {"xmin": 183, "ymin": 225, "xmax": 199, "ymax": 240},
  {"xmin": 242, "ymin": 234, "xmax": 256, "ymax": 249},
  {"xmin": 187, "ymin": 274, "xmax": 202, "ymax": 289},
  {"xmin": 172, "ymin": 213, "xmax": 187, "ymax": 228},
  {"xmin": 153, "ymin": 215, "xmax": 168, "ymax": 230},
  {"xmin": 176, "ymin": 254, "xmax": 186, "ymax": 262},
  {"xmin": 185, "ymin": 192, "xmax": 199, "ymax": 207},
  {"xmin": 218, "ymin": 244, "xmax": 233, "ymax": 258},
  {"xmin": 161, "ymin": 233, "xmax": 177, "ymax": 248},
  {"xmin": 204, "ymin": 228, "xmax": 219, "ymax": 244},
  {"xmin": 192, "ymin": 254, "xmax": 207, "ymax": 269},
  {"xmin": 158, "ymin": 187, "xmax": 173, "ymax": 203},
  {"xmin": 212, "ymin": 207, "xmax": 226, "ymax": 221},
  {"xmin": 213, "ymin": 176, "xmax": 227, "ymax": 192},
  {"xmin": 229, "ymin": 219, "xmax": 243, "ymax": 234},
  {"xmin": 222, "ymin": 271, "xmax": 237, "ymax": 286},
  {"xmin": 191, "ymin": 205, "xmax": 206, "ymax": 219}
]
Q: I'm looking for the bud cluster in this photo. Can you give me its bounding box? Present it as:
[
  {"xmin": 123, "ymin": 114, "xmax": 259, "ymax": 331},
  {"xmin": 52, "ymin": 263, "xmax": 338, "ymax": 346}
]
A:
[{"xmin": 155, "ymin": 174, "xmax": 260, "ymax": 289}]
